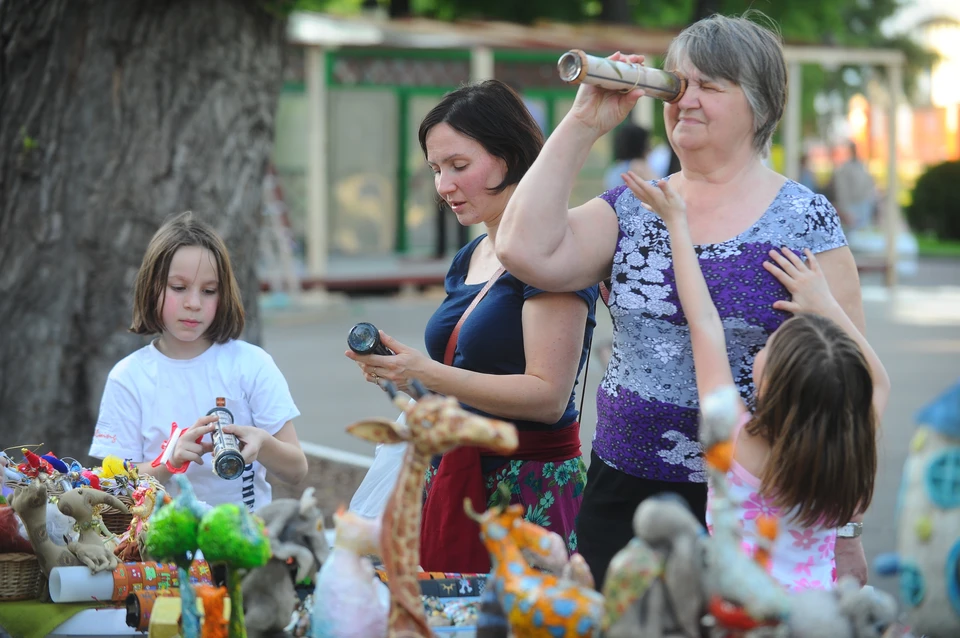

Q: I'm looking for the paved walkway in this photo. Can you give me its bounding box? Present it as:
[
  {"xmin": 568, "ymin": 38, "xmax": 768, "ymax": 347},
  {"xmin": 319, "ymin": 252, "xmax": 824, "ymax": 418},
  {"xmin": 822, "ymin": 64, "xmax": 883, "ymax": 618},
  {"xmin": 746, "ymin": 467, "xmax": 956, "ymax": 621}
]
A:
[{"xmin": 263, "ymin": 258, "xmax": 960, "ymax": 594}]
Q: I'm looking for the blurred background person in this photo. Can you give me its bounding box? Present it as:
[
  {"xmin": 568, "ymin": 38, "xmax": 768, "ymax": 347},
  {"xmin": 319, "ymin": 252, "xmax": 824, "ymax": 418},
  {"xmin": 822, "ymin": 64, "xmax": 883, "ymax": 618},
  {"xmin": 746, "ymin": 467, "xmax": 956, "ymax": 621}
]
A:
[{"xmin": 604, "ymin": 123, "xmax": 655, "ymax": 190}]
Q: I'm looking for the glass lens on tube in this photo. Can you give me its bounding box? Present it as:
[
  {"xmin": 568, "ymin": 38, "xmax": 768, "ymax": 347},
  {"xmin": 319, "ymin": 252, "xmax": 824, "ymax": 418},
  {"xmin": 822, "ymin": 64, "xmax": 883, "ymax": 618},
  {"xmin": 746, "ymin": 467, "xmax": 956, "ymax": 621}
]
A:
[
  {"xmin": 348, "ymin": 322, "xmax": 381, "ymax": 355},
  {"xmin": 557, "ymin": 52, "xmax": 583, "ymax": 83}
]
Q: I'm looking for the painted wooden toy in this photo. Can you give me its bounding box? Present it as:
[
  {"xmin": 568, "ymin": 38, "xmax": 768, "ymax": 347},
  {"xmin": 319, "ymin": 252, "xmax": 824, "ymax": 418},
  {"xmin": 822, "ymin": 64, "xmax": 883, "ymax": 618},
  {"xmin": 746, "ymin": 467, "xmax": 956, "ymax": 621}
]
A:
[
  {"xmin": 346, "ymin": 380, "xmax": 519, "ymax": 638},
  {"xmin": 464, "ymin": 495, "xmax": 603, "ymax": 638},
  {"xmin": 876, "ymin": 379, "xmax": 960, "ymax": 638}
]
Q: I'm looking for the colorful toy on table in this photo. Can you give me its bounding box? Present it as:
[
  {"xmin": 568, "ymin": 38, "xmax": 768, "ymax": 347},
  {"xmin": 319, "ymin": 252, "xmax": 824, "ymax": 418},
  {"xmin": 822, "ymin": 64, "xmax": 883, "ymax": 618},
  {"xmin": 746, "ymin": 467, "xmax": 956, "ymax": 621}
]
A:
[
  {"xmin": 16, "ymin": 448, "xmax": 55, "ymax": 479},
  {"xmin": 876, "ymin": 379, "xmax": 960, "ymax": 638},
  {"xmin": 242, "ymin": 488, "xmax": 329, "ymax": 638},
  {"xmin": 486, "ymin": 495, "xmax": 597, "ymax": 637},
  {"xmin": 57, "ymin": 486, "xmax": 129, "ymax": 572},
  {"xmin": 196, "ymin": 496, "xmax": 271, "ymax": 638},
  {"xmin": 115, "ymin": 481, "xmax": 164, "ymax": 562},
  {"xmin": 311, "ymin": 506, "xmax": 388, "ymax": 638},
  {"xmin": 9, "ymin": 480, "xmax": 128, "ymax": 575},
  {"xmin": 146, "ymin": 474, "xmax": 211, "ymax": 638},
  {"xmin": 125, "ymin": 587, "xmax": 180, "ymax": 632},
  {"xmin": 464, "ymin": 492, "xmax": 603, "ymax": 638},
  {"xmin": 345, "ymin": 379, "xmax": 519, "ymax": 638},
  {"xmin": 61, "ymin": 459, "xmax": 101, "ymax": 491},
  {"xmin": 97, "ymin": 454, "xmax": 140, "ymax": 497},
  {"xmin": 197, "ymin": 584, "xmax": 231, "ymax": 638},
  {"xmin": 601, "ymin": 495, "xmax": 707, "ymax": 638}
]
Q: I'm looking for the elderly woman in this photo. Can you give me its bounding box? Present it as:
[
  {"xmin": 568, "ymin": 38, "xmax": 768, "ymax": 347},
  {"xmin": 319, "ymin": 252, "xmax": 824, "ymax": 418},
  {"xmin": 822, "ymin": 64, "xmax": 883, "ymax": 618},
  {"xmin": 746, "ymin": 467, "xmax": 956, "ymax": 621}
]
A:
[{"xmin": 497, "ymin": 14, "xmax": 870, "ymax": 588}]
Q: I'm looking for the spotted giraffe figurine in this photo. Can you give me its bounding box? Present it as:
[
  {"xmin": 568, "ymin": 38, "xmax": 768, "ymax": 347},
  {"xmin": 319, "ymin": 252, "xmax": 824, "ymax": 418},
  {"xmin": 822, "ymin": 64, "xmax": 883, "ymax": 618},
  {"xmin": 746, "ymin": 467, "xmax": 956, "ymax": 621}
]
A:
[
  {"xmin": 464, "ymin": 495, "xmax": 604, "ymax": 638},
  {"xmin": 346, "ymin": 380, "xmax": 519, "ymax": 638}
]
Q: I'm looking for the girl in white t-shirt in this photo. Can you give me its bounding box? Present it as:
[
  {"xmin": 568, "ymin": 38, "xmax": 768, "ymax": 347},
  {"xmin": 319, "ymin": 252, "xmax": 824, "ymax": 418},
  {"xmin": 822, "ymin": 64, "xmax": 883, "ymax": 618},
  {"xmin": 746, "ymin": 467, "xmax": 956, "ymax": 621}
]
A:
[{"xmin": 89, "ymin": 211, "xmax": 307, "ymax": 510}]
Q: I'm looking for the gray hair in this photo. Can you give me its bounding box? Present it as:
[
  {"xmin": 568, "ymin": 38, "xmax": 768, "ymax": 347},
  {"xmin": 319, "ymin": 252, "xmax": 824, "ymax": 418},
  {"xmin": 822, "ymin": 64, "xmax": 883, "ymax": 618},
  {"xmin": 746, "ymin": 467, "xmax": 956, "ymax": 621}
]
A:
[{"xmin": 664, "ymin": 12, "xmax": 787, "ymax": 157}]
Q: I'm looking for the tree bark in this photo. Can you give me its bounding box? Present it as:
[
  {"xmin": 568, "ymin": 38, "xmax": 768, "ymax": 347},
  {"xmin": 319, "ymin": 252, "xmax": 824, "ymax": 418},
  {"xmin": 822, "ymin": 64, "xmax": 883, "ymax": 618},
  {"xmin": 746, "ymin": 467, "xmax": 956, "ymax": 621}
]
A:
[
  {"xmin": 693, "ymin": 0, "xmax": 722, "ymax": 21},
  {"xmin": 599, "ymin": 0, "xmax": 632, "ymax": 24},
  {"xmin": 0, "ymin": 1, "xmax": 285, "ymax": 459}
]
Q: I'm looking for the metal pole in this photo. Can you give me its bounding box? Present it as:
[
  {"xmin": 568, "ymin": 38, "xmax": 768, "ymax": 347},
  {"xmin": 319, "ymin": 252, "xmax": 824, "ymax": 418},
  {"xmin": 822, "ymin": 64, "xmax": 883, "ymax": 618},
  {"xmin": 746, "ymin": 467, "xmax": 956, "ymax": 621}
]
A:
[
  {"xmin": 784, "ymin": 61, "xmax": 802, "ymax": 181},
  {"xmin": 885, "ymin": 63, "xmax": 902, "ymax": 288},
  {"xmin": 305, "ymin": 46, "xmax": 329, "ymax": 283}
]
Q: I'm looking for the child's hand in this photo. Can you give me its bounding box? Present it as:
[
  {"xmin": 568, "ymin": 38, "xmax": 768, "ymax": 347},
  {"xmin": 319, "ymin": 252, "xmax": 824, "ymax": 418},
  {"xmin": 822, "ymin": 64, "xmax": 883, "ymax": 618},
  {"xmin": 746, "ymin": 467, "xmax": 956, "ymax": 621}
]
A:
[
  {"xmin": 764, "ymin": 248, "xmax": 839, "ymax": 316},
  {"xmin": 622, "ymin": 174, "xmax": 687, "ymax": 226},
  {"xmin": 171, "ymin": 415, "xmax": 218, "ymax": 467},
  {"xmin": 220, "ymin": 424, "xmax": 267, "ymax": 466}
]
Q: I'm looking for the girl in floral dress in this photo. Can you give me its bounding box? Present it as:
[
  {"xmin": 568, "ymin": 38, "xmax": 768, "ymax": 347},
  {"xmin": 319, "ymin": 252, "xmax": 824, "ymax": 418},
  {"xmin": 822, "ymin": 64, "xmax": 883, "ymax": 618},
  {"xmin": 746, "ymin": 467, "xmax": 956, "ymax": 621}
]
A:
[{"xmin": 623, "ymin": 172, "xmax": 889, "ymax": 590}]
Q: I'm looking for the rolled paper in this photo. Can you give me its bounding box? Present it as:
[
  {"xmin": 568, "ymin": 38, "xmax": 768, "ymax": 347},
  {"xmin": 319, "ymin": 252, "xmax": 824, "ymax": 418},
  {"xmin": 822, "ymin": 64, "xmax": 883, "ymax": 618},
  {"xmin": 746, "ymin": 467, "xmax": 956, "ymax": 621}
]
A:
[
  {"xmin": 49, "ymin": 560, "xmax": 213, "ymax": 603},
  {"xmin": 557, "ymin": 49, "xmax": 687, "ymax": 103},
  {"xmin": 126, "ymin": 588, "xmax": 179, "ymax": 631},
  {"xmin": 49, "ymin": 566, "xmax": 114, "ymax": 603}
]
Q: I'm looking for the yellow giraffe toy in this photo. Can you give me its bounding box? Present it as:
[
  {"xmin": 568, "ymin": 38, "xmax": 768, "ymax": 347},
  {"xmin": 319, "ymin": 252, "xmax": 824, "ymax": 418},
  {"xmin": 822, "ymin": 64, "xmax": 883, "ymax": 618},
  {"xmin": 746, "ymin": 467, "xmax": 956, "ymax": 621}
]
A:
[
  {"xmin": 346, "ymin": 380, "xmax": 519, "ymax": 638},
  {"xmin": 464, "ymin": 495, "xmax": 604, "ymax": 638}
]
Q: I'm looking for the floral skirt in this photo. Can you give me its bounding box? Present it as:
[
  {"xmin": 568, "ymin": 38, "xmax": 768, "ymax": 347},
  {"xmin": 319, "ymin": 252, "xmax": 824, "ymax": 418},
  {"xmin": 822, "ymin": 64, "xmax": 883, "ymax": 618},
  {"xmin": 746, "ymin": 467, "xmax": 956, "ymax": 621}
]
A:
[{"xmin": 425, "ymin": 455, "xmax": 588, "ymax": 554}]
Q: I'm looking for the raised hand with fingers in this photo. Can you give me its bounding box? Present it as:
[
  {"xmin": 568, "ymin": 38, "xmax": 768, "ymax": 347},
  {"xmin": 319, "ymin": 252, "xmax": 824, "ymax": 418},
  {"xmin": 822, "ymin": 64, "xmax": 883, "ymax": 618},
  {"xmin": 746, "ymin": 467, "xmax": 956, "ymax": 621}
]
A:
[
  {"xmin": 622, "ymin": 173, "xmax": 687, "ymax": 227},
  {"xmin": 762, "ymin": 248, "xmax": 839, "ymax": 317}
]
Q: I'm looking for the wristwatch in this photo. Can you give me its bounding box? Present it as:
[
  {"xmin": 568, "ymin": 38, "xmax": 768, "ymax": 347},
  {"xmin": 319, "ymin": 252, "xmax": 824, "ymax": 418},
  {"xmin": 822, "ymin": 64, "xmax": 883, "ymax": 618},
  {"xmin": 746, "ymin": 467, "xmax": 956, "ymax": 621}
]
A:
[{"xmin": 837, "ymin": 522, "xmax": 863, "ymax": 538}]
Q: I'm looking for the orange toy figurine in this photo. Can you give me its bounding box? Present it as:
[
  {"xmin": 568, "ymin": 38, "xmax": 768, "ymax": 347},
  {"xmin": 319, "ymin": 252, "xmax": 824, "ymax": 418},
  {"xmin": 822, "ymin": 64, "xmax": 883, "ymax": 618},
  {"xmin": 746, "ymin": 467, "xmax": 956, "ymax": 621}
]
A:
[
  {"xmin": 196, "ymin": 584, "xmax": 229, "ymax": 638},
  {"xmin": 464, "ymin": 493, "xmax": 603, "ymax": 638}
]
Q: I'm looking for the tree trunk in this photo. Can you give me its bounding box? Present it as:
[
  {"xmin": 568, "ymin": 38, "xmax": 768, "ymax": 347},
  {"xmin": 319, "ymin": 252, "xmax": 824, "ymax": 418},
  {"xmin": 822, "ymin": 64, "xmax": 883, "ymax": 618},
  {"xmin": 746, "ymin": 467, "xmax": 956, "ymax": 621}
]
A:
[
  {"xmin": 0, "ymin": 1, "xmax": 285, "ymax": 460},
  {"xmin": 599, "ymin": 0, "xmax": 632, "ymax": 24},
  {"xmin": 693, "ymin": 0, "xmax": 722, "ymax": 21}
]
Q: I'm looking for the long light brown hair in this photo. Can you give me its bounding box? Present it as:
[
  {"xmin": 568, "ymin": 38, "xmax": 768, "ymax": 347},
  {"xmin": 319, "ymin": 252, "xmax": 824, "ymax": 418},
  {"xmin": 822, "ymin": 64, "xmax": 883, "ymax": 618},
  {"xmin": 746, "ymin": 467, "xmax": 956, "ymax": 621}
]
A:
[
  {"xmin": 746, "ymin": 313, "xmax": 877, "ymax": 528},
  {"xmin": 129, "ymin": 211, "xmax": 244, "ymax": 343}
]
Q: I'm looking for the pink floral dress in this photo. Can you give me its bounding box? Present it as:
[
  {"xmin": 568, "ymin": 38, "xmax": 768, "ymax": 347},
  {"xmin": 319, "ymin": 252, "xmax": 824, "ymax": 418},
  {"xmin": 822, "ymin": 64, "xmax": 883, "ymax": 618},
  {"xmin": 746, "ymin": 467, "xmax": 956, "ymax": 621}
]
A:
[{"xmin": 705, "ymin": 419, "xmax": 837, "ymax": 591}]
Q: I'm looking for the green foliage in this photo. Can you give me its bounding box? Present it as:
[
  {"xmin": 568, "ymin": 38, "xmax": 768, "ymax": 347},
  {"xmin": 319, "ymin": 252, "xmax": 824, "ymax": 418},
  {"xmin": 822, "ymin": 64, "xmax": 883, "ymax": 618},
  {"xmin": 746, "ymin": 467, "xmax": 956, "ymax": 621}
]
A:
[
  {"xmin": 905, "ymin": 161, "xmax": 960, "ymax": 242},
  {"xmin": 197, "ymin": 503, "xmax": 270, "ymax": 569},
  {"xmin": 292, "ymin": 0, "xmax": 936, "ymax": 132},
  {"xmin": 145, "ymin": 501, "xmax": 200, "ymax": 565}
]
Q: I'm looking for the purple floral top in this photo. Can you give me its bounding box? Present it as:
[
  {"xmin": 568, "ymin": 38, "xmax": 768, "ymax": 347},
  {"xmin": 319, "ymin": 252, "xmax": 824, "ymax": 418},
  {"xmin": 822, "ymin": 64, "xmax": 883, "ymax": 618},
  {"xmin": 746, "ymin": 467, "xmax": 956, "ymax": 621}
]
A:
[{"xmin": 594, "ymin": 180, "xmax": 847, "ymax": 483}]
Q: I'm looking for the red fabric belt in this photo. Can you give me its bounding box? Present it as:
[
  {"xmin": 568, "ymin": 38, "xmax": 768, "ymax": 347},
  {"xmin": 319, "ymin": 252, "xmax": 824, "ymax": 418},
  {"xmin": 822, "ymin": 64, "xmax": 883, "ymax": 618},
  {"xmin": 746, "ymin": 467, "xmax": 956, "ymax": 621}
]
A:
[{"xmin": 419, "ymin": 421, "xmax": 581, "ymax": 573}]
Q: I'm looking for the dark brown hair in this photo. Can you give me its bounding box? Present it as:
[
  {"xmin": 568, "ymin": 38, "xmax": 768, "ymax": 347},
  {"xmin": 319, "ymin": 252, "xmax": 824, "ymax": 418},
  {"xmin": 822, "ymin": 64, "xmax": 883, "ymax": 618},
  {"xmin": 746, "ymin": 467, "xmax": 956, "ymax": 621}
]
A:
[
  {"xmin": 129, "ymin": 211, "xmax": 244, "ymax": 343},
  {"xmin": 418, "ymin": 79, "xmax": 544, "ymax": 194},
  {"xmin": 746, "ymin": 313, "xmax": 877, "ymax": 528}
]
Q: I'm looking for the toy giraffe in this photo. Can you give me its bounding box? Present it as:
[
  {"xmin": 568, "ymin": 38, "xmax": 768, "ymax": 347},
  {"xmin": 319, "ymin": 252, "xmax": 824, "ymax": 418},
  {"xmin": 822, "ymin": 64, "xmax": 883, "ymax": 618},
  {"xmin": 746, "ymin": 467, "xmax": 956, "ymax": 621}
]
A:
[
  {"xmin": 347, "ymin": 381, "xmax": 519, "ymax": 638},
  {"xmin": 463, "ymin": 495, "xmax": 604, "ymax": 638}
]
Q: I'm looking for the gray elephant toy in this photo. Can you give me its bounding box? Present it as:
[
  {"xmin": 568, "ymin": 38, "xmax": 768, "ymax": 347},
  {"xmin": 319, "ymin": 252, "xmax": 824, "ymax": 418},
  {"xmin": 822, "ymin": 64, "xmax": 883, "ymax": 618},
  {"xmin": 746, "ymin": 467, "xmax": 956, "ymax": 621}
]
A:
[{"xmin": 242, "ymin": 488, "xmax": 329, "ymax": 638}]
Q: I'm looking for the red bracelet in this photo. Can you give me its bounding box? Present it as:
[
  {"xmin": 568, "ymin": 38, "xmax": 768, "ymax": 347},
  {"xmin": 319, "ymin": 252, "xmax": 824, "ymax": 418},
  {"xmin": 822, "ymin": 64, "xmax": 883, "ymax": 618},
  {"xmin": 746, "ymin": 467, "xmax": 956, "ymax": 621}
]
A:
[{"xmin": 150, "ymin": 422, "xmax": 203, "ymax": 474}]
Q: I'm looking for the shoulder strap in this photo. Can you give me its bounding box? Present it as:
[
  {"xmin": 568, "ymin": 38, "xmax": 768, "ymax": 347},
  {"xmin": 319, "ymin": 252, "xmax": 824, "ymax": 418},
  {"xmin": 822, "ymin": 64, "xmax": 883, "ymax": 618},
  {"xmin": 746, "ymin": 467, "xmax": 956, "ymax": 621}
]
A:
[{"xmin": 443, "ymin": 266, "xmax": 506, "ymax": 367}]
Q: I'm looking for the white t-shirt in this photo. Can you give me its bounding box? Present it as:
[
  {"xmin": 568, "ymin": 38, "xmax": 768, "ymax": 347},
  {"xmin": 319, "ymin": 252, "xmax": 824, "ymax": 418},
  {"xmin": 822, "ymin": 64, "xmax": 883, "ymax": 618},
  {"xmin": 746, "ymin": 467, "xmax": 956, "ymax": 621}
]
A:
[{"xmin": 89, "ymin": 339, "xmax": 300, "ymax": 511}]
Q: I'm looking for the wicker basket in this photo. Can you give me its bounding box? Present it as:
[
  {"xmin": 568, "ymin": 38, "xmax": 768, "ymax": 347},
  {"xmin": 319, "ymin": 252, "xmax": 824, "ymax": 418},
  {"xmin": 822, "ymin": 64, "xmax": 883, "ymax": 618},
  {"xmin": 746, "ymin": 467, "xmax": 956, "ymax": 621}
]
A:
[
  {"xmin": 0, "ymin": 553, "xmax": 46, "ymax": 601},
  {"xmin": 102, "ymin": 495, "xmax": 135, "ymax": 535}
]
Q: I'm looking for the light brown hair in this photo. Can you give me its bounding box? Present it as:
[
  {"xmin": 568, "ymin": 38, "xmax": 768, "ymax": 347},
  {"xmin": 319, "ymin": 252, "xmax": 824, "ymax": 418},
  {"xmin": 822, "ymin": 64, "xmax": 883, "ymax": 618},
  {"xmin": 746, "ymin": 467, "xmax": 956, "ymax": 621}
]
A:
[
  {"xmin": 129, "ymin": 211, "xmax": 244, "ymax": 343},
  {"xmin": 746, "ymin": 313, "xmax": 877, "ymax": 528}
]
